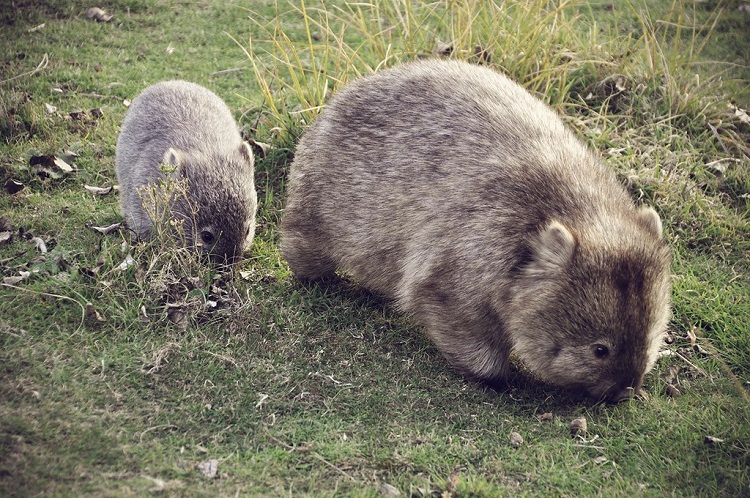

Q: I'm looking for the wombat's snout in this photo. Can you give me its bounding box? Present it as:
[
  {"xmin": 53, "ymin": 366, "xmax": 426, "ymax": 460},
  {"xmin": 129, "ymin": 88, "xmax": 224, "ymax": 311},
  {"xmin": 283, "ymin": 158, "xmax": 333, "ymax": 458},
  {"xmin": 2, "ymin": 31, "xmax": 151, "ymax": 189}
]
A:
[{"xmin": 603, "ymin": 379, "xmax": 644, "ymax": 404}]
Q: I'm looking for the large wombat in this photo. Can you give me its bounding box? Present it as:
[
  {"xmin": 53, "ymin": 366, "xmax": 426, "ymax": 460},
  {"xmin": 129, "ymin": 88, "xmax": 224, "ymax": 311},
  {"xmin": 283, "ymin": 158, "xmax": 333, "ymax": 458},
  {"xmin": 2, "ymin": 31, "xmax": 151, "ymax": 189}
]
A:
[
  {"xmin": 116, "ymin": 80, "xmax": 257, "ymax": 263},
  {"xmin": 280, "ymin": 60, "xmax": 672, "ymax": 402}
]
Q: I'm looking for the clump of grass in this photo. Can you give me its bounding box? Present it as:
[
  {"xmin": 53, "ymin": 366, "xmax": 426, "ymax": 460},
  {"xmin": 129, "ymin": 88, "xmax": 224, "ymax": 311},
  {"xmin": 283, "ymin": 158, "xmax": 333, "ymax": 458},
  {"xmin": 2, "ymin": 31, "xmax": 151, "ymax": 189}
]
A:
[
  {"xmin": 245, "ymin": 0, "xmax": 595, "ymax": 136},
  {"xmin": 104, "ymin": 172, "xmax": 236, "ymax": 333}
]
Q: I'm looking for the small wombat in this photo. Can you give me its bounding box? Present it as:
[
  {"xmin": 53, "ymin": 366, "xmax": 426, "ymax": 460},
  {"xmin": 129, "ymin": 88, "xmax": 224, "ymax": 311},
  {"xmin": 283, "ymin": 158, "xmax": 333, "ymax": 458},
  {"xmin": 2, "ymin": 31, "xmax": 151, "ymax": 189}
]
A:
[
  {"xmin": 280, "ymin": 60, "xmax": 672, "ymax": 402},
  {"xmin": 116, "ymin": 80, "xmax": 257, "ymax": 263}
]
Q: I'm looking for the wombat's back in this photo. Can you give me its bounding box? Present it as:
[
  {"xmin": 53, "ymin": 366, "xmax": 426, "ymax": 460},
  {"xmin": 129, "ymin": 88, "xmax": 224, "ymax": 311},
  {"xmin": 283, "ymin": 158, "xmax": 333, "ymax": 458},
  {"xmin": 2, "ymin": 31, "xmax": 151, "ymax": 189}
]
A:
[
  {"xmin": 283, "ymin": 60, "xmax": 633, "ymax": 290},
  {"xmin": 116, "ymin": 81, "xmax": 257, "ymax": 262},
  {"xmin": 281, "ymin": 60, "xmax": 672, "ymax": 402}
]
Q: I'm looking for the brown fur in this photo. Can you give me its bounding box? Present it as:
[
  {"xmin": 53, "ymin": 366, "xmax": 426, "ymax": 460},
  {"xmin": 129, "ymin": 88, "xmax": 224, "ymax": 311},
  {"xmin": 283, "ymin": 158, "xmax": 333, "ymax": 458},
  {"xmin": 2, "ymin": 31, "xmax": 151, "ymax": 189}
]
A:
[{"xmin": 280, "ymin": 60, "xmax": 672, "ymax": 402}]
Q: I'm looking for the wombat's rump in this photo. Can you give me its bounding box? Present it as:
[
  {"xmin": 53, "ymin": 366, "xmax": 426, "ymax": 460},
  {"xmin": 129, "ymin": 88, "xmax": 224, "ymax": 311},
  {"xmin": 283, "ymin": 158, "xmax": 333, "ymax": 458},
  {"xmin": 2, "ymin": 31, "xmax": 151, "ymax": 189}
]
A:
[
  {"xmin": 280, "ymin": 60, "xmax": 672, "ymax": 402},
  {"xmin": 116, "ymin": 80, "xmax": 257, "ymax": 263}
]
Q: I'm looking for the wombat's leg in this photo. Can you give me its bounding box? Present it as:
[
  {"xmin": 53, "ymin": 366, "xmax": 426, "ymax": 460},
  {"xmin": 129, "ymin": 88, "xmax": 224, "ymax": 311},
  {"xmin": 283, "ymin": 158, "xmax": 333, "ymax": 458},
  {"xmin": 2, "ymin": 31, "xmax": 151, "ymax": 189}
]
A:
[
  {"xmin": 426, "ymin": 318, "xmax": 512, "ymax": 384},
  {"xmin": 404, "ymin": 283, "xmax": 512, "ymax": 383},
  {"xmin": 280, "ymin": 222, "xmax": 337, "ymax": 280}
]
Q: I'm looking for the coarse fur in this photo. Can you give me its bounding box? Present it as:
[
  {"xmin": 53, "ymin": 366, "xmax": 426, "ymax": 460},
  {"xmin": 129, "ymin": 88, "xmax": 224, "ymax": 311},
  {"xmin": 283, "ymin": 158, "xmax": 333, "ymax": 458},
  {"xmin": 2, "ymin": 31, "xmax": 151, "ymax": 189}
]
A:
[
  {"xmin": 116, "ymin": 80, "xmax": 257, "ymax": 263},
  {"xmin": 280, "ymin": 59, "xmax": 672, "ymax": 403}
]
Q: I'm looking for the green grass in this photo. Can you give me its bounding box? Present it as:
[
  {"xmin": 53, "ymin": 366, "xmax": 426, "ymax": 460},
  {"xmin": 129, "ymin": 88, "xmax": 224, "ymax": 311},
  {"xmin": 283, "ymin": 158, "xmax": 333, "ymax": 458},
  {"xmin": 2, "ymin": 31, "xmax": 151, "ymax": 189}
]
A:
[{"xmin": 1, "ymin": 0, "xmax": 749, "ymax": 496}]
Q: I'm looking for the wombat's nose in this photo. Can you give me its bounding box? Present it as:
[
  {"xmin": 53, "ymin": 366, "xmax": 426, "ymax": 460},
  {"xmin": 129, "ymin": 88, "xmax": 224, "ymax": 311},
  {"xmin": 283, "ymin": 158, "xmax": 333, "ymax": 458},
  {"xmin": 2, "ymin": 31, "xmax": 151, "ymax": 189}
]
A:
[{"xmin": 609, "ymin": 386, "xmax": 638, "ymax": 403}]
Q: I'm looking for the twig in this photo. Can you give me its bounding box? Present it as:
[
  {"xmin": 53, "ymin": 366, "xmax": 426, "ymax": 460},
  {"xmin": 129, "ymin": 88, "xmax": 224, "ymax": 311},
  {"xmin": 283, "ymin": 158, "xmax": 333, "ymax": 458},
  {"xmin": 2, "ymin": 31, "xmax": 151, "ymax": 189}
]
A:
[
  {"xmin": 0, "ymin": 53, "xmax": 49, "ymax": 84},
  {"xmin": 139, "ymin": 424, "xmax": 179, "ymax": 443},
  {"xmin": 211, "ymin": 67, "xmax": 244, "ymax": 75},
  {"xmin": 1, "ymin": 282, "xmax": 85, "ymax": 333},
  {"xmin": 310, "ymin": 451, "xmax": 355, "ymax": 481}
]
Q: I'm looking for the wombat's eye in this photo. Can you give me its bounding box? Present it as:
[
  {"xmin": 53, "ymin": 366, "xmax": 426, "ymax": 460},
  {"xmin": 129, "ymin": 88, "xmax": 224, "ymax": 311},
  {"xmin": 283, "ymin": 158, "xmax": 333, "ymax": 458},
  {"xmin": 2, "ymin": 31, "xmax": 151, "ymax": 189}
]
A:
[
  {"xmin": 200, "ymin": 230, "xmax": 215, "ymax": 245},
  {"xmin": 593, "ymin": 345, "xmax": 610, "ymax": 359}
]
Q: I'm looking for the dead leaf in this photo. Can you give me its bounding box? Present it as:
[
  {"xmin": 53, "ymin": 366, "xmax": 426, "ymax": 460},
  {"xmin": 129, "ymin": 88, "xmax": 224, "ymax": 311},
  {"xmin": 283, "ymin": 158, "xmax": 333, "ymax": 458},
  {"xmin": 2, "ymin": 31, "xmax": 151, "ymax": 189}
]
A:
[
  {"xmin": 85, "ymin": 7, "xmax": 114, "ymax": 22},
  {"xmin": 687, "ymin": 326, "xmax": 698, "ymax": 346},
  {"xmin": 471, "ymin": 45, "xmax": 491, "ymax": 64},
  {"xmin": 732, "ymin": 105, "xmax": 750, "ymax": 125},
  {"xmin": 196, "ymin": 459, "xmax": 219, "ymax": 479},
  {"xmin": 593, "ymin": 456, "xmax": 608, "ymax": 465},
  {"xmin": 0, "ymin": 231, "xmax": 12, "ymax": 247},
  {"xmin": 379, "ymin": 482, "xmax": 401, "ymax": 496},
  {"xmin": 704, "ymin": 435, "xmax": 724, "ymax": 446},
  {"xmin": 118, "ymin": 254, "xmax": 135, "ymax": 271},
  {"xmin": 166, "ymin": 303, "xmax": 188, "ymax": 330},
  {"xmin": 248, "ymin": 139, "xmax": 271, "ymax": 158},
  {"xmin": 29, "ymin": 154, "xmax": 75, "ymax": 179},
  {"xmin": 597, "ymin": 74, "xmax": 628, "ymax": 97},
  {"xmin": 4, "ymin": 271, "xmax": 30, "ymax": 285},
  {"xmin": 665, "ymin": 384, "xmax": 682, "ymax": 398},
  {"xmin": 44, "ymin": 103, "xmax": 56, "ymax": 113},
  {"xmin": 433, "ymin": 40, "xmax": 453, "ymax": 57},
  {"xmin": 537, "ymin": 412, "xmax": 554, "ymax": 422},
  {"xmin": 0, "ymin": 218, "xmax": 11, "ymax": 232},
  {"xmin": 85, "ymin": 302, "xmax": 106, "ymax": 324},
  {"xmin": 5, "ymin": 179, "xmax": 24, "ymax": 194},
  {"xmin": 90, "ymin": 222, "xmax": 121, "ymax": 235},
  {"xmin": 570, "ymin": 417, "xmax": 588, "ymax": 437},
  {"xmin": 28, "ymin": 23, "xmax": 46, "ymax": 32},
  {"xmin": 509, "ymin": 431, "xmax": 523, "ymax": 448},
  {"xmin": 84, "ymin": 184, "xmax": 113, "ymax": 195},
  {"xmin": 30, "ymin": 236, "xmax": 47, "ymax": 253}
]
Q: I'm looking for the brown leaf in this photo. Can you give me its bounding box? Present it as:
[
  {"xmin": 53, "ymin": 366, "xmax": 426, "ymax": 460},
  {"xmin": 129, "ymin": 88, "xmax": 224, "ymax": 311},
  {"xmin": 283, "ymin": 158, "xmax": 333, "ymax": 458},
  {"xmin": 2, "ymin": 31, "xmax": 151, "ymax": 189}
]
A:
[
  {"xmin": 537, "ymin": 412, "xmax": 554, "ymax": 422},
  {"xmin": 85, "ymin": 302, "xmax": 106, "ymax": 324},
  {"xmin": 166, "ymin": 303, "xmax": 188, "ymax": 330},
  {"xmin": 597, "ymin": 74, "xmax": 628, "ymax": 97},
  {"xmin": 665, "ymin": 384, "xmax": 682, "ymax": 398},
  {"xmin": 30, "ymin": 154, "xmax": 75, "ymax": 179},
  {"xmin": 5, "ymin": 179, "xmax": 24, "ymax": 195},
  {"xmin": 85, "ymin": 7, "xmax": 114, "ymax": 22},
  {"xmin": 433, "ymin": 40, "xmax": 453, "ymax": 57},
  {"xmin": 4, "ymin": 271, "xmax": 30, "ymax": 285},
  {"xmin": 0, "ymin": 231, "xmax": 12, "ymax": 247},
  {"xmin": 248, "ymin": 139, "xmax": 271, "ymax": 158},
  {"xmin": 90, "ymin": 222, "xmax": 121, "ymax": 235},
  {"xmin": 509, "ymin": 431, "xmax": 523, "ymax": 448},
  {"xmin": 570, "ymin": 417, "xmax": 588, "ymax": 437},
  {"xmin": 84, "ymin": 184, "xmax": 113, "ymax": 195}
]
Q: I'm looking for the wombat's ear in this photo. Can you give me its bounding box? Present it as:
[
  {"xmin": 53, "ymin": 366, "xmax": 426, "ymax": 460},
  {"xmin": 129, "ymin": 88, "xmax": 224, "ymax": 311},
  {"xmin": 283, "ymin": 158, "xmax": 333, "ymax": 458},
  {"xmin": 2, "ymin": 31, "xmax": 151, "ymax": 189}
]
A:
[
  {"xmin": 239, "ymin": 142, "xmax": 255, "ymax": 169},
  {"xmin": 162, "ymin": 148, "xmax": 186, "ymax": 176},
  {"xmin": 636, "ymin": 206, "xmax": 663, "ymax": 239},
  {"xmin": 529, "ymin": 221, "xmax": 576, "ymax": 272}
]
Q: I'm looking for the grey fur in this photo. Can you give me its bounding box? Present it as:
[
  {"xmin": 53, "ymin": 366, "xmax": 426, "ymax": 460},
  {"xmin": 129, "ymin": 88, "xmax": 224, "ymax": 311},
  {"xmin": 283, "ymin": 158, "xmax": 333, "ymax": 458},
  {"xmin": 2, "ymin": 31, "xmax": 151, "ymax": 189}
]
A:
[
  {"xmin": 280, "ymin": 60, "xmax": 672, "ymax": 402},
  {"xmin": 116, "ymin": 80, "xmax": 257, "ymax": 263}
]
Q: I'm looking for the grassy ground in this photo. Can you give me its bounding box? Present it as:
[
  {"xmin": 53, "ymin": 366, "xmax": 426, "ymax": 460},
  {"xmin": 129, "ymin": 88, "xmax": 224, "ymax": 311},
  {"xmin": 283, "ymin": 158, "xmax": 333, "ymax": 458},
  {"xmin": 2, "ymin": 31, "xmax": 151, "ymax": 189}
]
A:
[{"xmin": 1, "ymin": 0, "xmax": 749, "ymax": 496}]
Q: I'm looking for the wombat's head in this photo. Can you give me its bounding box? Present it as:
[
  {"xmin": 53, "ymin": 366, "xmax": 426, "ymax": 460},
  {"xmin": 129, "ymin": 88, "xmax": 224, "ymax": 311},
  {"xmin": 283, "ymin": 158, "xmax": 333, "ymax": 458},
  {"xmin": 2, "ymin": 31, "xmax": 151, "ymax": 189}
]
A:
[
  {"xmin": 508, "ymin": 207, "xmax": 672, "ymax": 403},
  {"xmin": 163, "ymin": 144, "xmax": 257, "ymax": 264}
]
